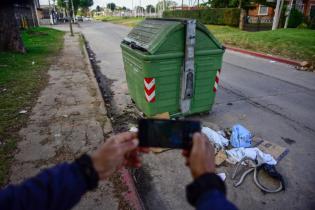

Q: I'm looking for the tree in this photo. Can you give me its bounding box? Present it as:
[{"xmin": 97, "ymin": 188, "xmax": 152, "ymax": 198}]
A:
[
  {"xmin": 57, "ymin": 0, "xmax": 81, "ymax": 16},
  {"xmin": 0, "ymin": 0, "xmax": 29, "ymax": 53},
  {"xmin": 135, "ymin": 6, "xmax": 145, "ymax": 14},
  {"xmin": 156, "ymin": 1, "xmax": 177, "ymax": 11},
  {"xmin": 79, "ymin": 0, "xmax": 93, "ymax": 8},
  {"xmin": 146, "ymin": 5, "xmax": 156, "ymax": 13},
  {"xmin": 96, "ymin": 5, "xmax": 101, "ymax": 12},
  {"xmin": 107, "ymin": 3, "xmax": 116, "ymax": 11}
]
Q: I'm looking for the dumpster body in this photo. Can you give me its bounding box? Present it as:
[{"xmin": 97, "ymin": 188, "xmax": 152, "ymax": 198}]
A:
[{"xmin": 121, "ymin": 18, "xmax": 224, "ymax": 117}]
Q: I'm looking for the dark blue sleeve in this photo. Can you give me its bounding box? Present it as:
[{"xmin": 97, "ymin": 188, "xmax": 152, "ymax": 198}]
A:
[
  {"xmin": 196, "ymin": 190, "xmax": 237, "ymax": 210},
  {"xmin": 0, "ymin": 162, "xmax": 88, "ymax": 210}
]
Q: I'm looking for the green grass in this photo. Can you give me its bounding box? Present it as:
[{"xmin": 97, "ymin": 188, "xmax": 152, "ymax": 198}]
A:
[
  {"xmin": 0, "ymin": 27, "xmax": 64, "ymax": 186},
  {"xmin": 96, "ymin": 16, "xmax": 315, "ymax": 62},
  {"xmin": 207, "ymin": 25, "xmax": 315, "ymax": 62},
  {"xmin": 95, "ymin": 16, "xmax": 144, "ymax": 27}
]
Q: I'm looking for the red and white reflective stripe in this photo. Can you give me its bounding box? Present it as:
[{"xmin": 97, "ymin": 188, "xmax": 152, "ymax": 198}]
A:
[
  {"xmin": 144, "ymin": 78, "xmax": 156, "ymax": 102},
  {"xmin": 213, "ymin": 69, "xmax": 221, "ymax": 93}
]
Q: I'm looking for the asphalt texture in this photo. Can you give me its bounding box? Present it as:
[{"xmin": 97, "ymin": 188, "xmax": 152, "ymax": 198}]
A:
[{"xmin": 76, "ymin": 21, "xmax": 315, "ymax": 210}]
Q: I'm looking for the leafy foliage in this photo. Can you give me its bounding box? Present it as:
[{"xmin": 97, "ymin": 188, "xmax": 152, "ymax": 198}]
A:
[
  {"xmin": 206, "ymin": 0, "xmax": 276, "ymax": 9},
  {"xmin": 288, "ymin": 8, "xmax": 304, "ymax": 28},
  {"xmin": 163, "ymin": 8, "xmax": 241, "ymax": 26},
  {"xmin": 156, "ymin": 0, "xmax": 177, "ymax": 11},
  {"xmin": 107, "ymin": 3, "xmax": 116, "ymax": 11},
  {"xmin": 96, "ymin": 5, "xmax": 101, "ymax": 12},
  {"xmin": 135, "ymin": 6, "xmax": 145, "ymax": 13},
  {"xmin": 309, "ymin": 17, "xmax": 315, "ymax": 29},
  {"xmin": 79, "ymin": 0, "xmax": 93, "ymax": 8},
  {"xmin": 57, "ymin": 0, "xmax": 93, "ymax": 13},
  {"xmin": 146, "ymin": 5, "xmax": 155, "ymax": 13}
]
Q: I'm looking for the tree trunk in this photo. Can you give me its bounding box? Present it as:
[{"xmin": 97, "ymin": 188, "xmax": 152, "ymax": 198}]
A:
[
  {"xmin": 239, "ymin": 9, "xmax": 246, "ymax": 30},
  {"xmin": 0, "ymin": 4, "xmax": 26, "ymax": 53}
]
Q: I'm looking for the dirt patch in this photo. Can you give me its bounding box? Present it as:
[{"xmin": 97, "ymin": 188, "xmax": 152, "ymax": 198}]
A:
[{"xmin": 85, "ymin": 40, "xmax": 142, "ymax": 210}]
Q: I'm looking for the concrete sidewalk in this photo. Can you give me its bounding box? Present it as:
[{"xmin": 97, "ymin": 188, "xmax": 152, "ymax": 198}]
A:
[{"xmin": 9, "ymin": 33, "xmax": 118, "ymax": 209}]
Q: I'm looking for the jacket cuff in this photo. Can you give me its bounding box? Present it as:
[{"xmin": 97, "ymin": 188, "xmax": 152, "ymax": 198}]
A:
[
  {"xmin": 75, "ymin": 154, "xmax": 99, "ymax": 191},
  {"xmin": 186, "ymin": 173, "xmax": 226, "ymax": 207}
]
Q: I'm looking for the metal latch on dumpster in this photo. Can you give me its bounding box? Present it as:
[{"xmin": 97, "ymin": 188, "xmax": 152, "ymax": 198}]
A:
[{"xmin": 180, "ymin": 19, "xmax": 196, "ymax": 114}]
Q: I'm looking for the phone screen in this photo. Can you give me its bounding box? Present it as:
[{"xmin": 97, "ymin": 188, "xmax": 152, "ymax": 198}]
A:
[{"xmin": 138, "ymin": 119, "xmax": 201, "ymax": 149}]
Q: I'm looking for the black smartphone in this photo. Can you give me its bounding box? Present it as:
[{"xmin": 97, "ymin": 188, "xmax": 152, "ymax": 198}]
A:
[{"xmin": 138, "ymin": 119, "xmax": 201, "ymax": 149}]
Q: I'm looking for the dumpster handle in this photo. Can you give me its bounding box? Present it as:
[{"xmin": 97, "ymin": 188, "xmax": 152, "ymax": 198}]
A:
[{"xmin": 121, "ymin": 40, "xmax": 148, "ymax": 52}]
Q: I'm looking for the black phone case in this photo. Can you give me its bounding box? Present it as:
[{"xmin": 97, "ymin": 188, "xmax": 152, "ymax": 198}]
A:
[{"xmin": 138, "ymin": 119, "xmax": 201, "ymax": 149}]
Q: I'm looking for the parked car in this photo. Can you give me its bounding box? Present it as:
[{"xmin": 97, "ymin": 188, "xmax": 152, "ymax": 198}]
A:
[
  {"xmin": 83, "ymin": 16, "xmax": 92, "ymax": 21},
  {"xmin": 76, "ymin": 16, "xmax": 83, "ymax": 21}
]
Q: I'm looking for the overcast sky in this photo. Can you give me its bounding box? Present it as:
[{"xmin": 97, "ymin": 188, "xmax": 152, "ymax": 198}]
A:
[{"xmin": 39, "ymin": 0, "xmax": 200, "ymax": 9}]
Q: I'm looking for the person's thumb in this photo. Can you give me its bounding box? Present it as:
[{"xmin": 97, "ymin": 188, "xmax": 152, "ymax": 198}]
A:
[
  {"xmin": 191, "ymin": 133, "xmax": 204, "ymax": 154},
  {"xmin": 120, "ymin": 139, "xmax": 139, "ymax": 154}
]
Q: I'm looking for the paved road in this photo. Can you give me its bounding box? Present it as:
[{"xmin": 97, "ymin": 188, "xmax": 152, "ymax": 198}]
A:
[{"xmin": 76, "ymin": 21, "xmax": 315, "ymax": 210}]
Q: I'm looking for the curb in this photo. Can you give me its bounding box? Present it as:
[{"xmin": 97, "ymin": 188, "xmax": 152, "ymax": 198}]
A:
[
  {"xmin": 225, "ymin": 46, "xmax": 301, "ymax": 67},
  {"xmin": 80, "ymin": 34, "xmax": 144, "ymax": 210}
]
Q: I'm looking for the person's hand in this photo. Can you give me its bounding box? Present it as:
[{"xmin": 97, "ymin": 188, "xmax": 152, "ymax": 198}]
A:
[
  {"xmin": 91, "ymin": 132, "xmax": 147, "ymax": 180},
  {"xmin": 182, "ymin": 133, "xmax": 215, "ymax": 179}
]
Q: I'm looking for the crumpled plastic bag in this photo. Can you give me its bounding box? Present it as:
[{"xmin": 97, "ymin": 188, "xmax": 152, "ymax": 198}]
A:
[
  {"xmin": 202, "ymin": 127, "xmax": 229, "ymax": 148},
  {"xmin": 226, "ymin": 147, "xmax": 277, "ymax": 165},
  {"xmin": 230, "ymin": 124, "xmax": 252, "ymax": 148}
]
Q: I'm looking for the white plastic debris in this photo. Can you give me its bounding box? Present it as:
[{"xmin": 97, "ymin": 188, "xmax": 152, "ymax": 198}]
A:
[
  {"xmin": 19, "ymin": 110, "xmax": 27, "ymax": 114},
  {"xmin": 129, "ymin": 127, "xmax": 138, "ymax": 133},
  {"xmin": 226, "ymin": 147, "xmax": 277, "ymax": 165},
  {"xmin": 202, "ymin": 127, "xmax": 229, "ymax": 148},
  {"xmin": 217, "ymin": 173, "xmax": 226, "ymax": 181},
  {"xmin": 32, "ymin": 61, "xmax": 35, "ymax": 65},
  {"xmin": 217, "ymin": 130, "xmax": 226, "ymax": 137}
]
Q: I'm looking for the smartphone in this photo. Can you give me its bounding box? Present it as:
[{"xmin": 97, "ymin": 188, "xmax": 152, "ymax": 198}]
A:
[{"xmin": 138, "ymin": 119, "xmax": 201, "ymax": 149}]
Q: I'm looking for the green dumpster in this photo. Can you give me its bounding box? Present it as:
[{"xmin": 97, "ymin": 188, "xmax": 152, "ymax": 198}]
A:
[{"xmin": 121, "ymin": 18, "xmax": 225, "ymax": 117}]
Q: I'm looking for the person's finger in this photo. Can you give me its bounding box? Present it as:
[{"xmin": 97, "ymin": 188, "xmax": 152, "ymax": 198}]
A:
[
  {"xmin": 116, "ymin": 132, "xmax": 138, "ymax": 143},
  {"xmin": 120, "ymin": 138, "xmax": 139, "ymax": 154},
  {"xmin": 182, "ymin": 150, "xmax": 189, "ymax": 157},
  {"xmin": 191, "ymin": 133, "xmax": 205, "ymax": 155},
  {"xmin": 124, "ymin": 154, "xmax": 141, "ymax": 167},
  {"xmin": 138, "ymin": 147, "xmax": 150, "ymax": 153}
]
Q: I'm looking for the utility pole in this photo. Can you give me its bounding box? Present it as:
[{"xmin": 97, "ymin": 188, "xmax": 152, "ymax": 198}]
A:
[
  {"xmin": 64, "ymin": 0, "xmax": 73, "ymax": 36},
  {"xmin": 284, "ymin": 0, "xmax": 294, "ymax": 28},
  {"xmin": 272, "ymin": 0, "xmax": 281, "ymax": 30},
  {"xmin": 163, "ymin": 0, "xmax": 166, "ymax": 11},
  {"xmin": 132, "ymin": 0, "xmax": 134, "ymax": 16},
  {"xmin": 48, "ymin": 0, "xmax": 53, "ymax": 25},
  {"xmin": 239, "ymin": 0, "xmax": 245, "ymax": 30},
  {"xmin": 71, "ymin": 0, "xmax": 75, "ymax": 22},
  {"xmin": 182, "ymin": 0, "xmax": 184, "ymax": 10}
]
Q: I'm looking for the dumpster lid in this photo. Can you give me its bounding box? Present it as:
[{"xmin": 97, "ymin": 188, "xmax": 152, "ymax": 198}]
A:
[
  {"xmin": 123, "ymin": 19, "xmax": 182, "ymax": 54},
  {"xmin": 123, "ymin": 18, "xmax": 223, "ymax": 54}
]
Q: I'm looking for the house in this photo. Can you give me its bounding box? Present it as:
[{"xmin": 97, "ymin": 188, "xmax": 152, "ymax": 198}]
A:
[
  {"xmin": 14, "ymin": 0, "xmax": 40, "ymax": 28},
  {"xmin": 248, "ymin": 0, "xmax": 315, "ymax": 24},
  {"xmin": 303, "ymin": 0, "xmax": 315, "ymax": 19}
]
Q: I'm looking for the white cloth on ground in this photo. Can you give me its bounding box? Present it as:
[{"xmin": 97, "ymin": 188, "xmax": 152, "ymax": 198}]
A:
[
  {"xmin": 202, "ymin": 127, "xmax": 229, "ymax": 148},
  {"xmin": 226, "ymin": 147, "xmax": 277, "ymax": 165}
]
